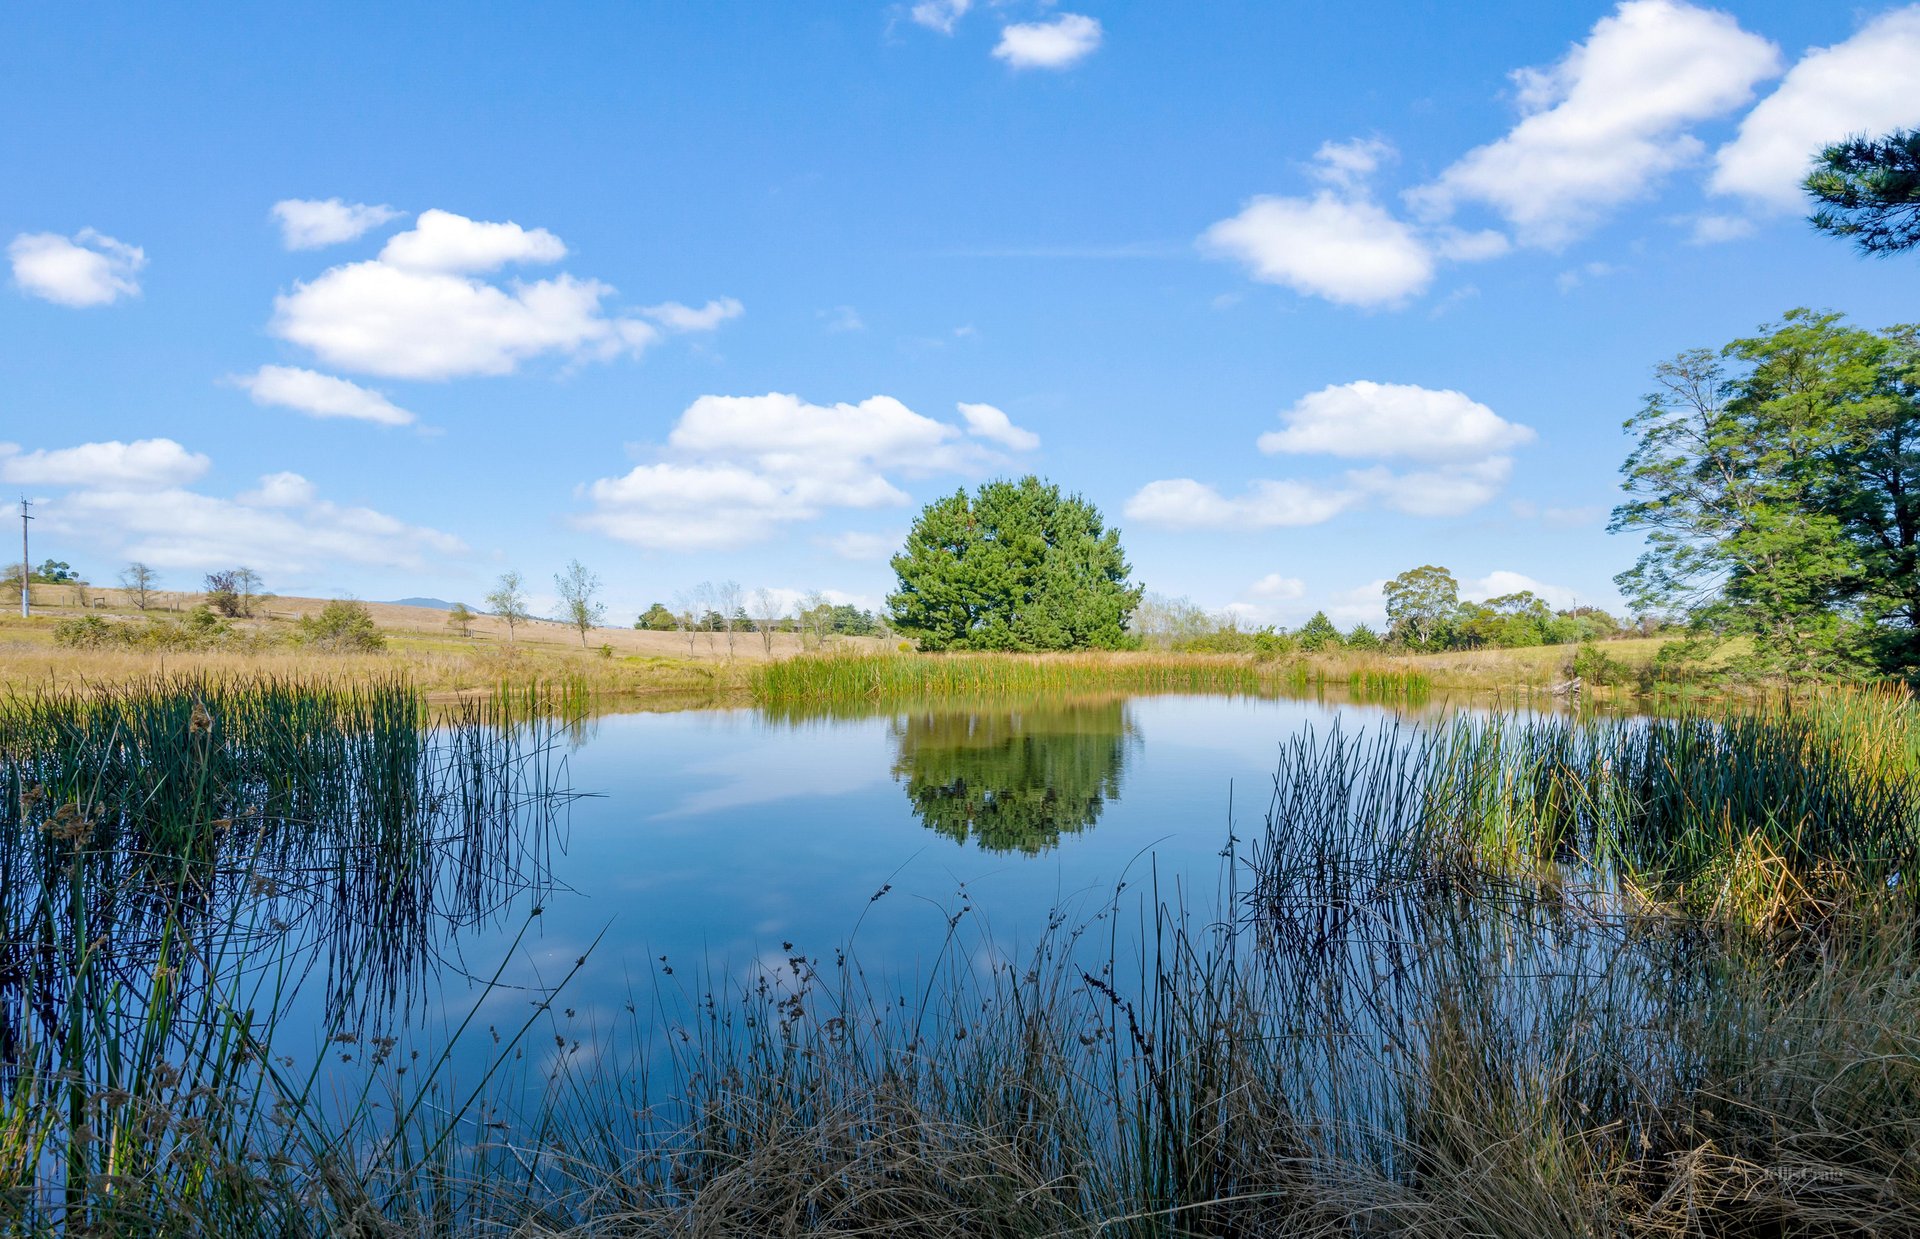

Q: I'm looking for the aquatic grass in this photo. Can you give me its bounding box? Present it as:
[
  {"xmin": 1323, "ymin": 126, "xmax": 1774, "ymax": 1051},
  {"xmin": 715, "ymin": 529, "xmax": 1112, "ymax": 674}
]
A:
[{"xmin": 751, "ymin": 651, "xmax": 1434, "ymax": 707}]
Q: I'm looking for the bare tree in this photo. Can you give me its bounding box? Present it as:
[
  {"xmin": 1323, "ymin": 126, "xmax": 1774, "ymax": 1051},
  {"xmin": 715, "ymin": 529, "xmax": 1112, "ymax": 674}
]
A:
[
  {"xmin": 715, "ymin": 580, "xmax": 743, "ymax": 659},
  {"xmin": 554, "ymin": 560, "xmax": 606, "ymax": 648},
  {"xmin": 486, "ymin": 570, "xmax": 531, "ymax": 642},
  {"xmin": 671, "ymin": 588, "xmax": 698, "ymax": 655},
  {"xmin": 204, "ymin": 570, "xmax": 242, "ymax": 617},
  {"xmin": 799, "ymin": 590, "xmax": 830, "ymax": 651},
  {"xmin": 234, "ymin": 567, "xmax": 263, "ymax": 617},
  {"xmin": 119, "ymin": 562, "xmax": 158, "ymax": 610},
  {"xmin": 749, "ymin": 587, "xmax": 784, "ymax": 656},
  {"xmin": 692, "ymin": 580, "xmax": 719, "ymax": 654}
]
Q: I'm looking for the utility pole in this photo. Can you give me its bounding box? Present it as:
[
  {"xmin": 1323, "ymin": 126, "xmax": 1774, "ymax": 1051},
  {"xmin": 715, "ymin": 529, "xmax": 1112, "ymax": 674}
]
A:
[{"xmin": 18, "ymin": 497, "xmax": 30, "ymax": 619}]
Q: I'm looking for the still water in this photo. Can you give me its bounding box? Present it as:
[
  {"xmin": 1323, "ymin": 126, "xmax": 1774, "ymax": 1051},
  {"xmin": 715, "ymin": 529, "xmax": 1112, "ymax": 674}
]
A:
[{"xmin": 286, "ymin": 693, "xmax": 1414, "ymax": 1090}]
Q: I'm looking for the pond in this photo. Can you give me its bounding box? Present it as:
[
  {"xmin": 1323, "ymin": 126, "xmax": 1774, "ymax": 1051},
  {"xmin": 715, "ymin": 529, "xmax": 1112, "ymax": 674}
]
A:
[
  {"xmin": 275, "ymin": 692, "xmax": 1411, "ymax": 1099},
  {"xmin": 12, "ymin": 680, "xmax": 1915, "ymax": 1232}
]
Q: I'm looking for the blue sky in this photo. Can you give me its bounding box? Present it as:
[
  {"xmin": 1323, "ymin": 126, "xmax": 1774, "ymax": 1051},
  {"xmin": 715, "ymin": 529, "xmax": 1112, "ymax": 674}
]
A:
[{"xmin": 4, "ymin": 1, "xmax": 1918, "ymax": 627}]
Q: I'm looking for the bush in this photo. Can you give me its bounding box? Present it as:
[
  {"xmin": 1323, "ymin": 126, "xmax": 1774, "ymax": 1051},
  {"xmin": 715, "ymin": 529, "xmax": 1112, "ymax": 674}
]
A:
[
  {"xmin": 1570, "ymin": 642, "xmax": 1627, "ymax": 686},
  {"xmin": 52, "ymin": 615, "xmax": 119, "ymax": 648},
  {"xmin": 297, "ymin": 599, "xmax": 386, "ymax": 652}
]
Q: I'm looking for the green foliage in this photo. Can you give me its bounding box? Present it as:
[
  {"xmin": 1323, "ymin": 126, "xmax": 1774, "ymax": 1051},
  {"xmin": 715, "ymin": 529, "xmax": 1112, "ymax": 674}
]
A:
[
  {"xmin": 1570, "ymin": 641, "xmax": 1628, "ymax": 686},
  {"xmin": 1806, "ymin": 128, "xmax": 1920, "ymax": 255},
  {"xmin": 297, "ymin": 599, "xmax": 386, "ymax": 652},
  {"xmin": 486, "ymin": 570, "xmax": 531, "ymax": 640},
  {"xmin": 888, "ymin": 476, "xmax": 1142, "ymax": 651},
  {"xmin": 1611, "ymin": 309, "xmax": 1920, "ymax": 678},
  {"xmin": 1344, "ymin": 622, "xmax": 1383, "ymax": 650},
  {"xmin": 891, "ymin": 701, "xmax": 1130, "ymax": 853},
  {"xmin": 447, "ymin": 602, "xmax": 474, "ymax": 637},
  {"xmin": 1383, "ymin": 564, "xmax": 1459, "ymax": 650},
  {"xmin": 555, "ymin": 560, "xmax": 605, "ymax": 647},
  {"xmin": 1455, "ymin": 590, "xmax": 1555, "ymax": 649},
  {"xmin": 1294, "ymin": 610, "xmax": 1343, "ymax": 652},
  {"xmin": 51, "ymin": 615, "xmax": 117, "ymax": 647},
  {"xmin": 634, "ymin": 602, "xmax": 677, "ymax": 630}
]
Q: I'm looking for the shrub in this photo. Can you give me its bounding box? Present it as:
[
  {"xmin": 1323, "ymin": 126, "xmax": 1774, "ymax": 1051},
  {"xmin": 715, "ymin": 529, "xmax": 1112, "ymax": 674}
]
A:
[
  {"xmin": 52, "ymin": 615, "xmax": 120, "ymax": 648},
  {"xmin": 297, "ymin": 599, "xmax": 386, "ymax": 652},
  {"xmin": 1570, "ymin": 642, "xmax": 1628, "ymax": 686}
]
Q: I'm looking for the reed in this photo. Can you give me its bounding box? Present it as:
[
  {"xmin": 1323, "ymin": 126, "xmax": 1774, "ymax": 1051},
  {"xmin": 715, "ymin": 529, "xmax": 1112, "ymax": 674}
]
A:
[{"xmin": 751, "ymin": 651, "xmax": 1435, "ymax": 706}]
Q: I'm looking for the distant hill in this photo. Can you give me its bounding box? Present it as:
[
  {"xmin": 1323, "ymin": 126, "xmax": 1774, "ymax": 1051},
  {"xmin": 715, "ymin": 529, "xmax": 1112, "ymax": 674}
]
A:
[{"xmin": 382, "ymin": 597, "xmax": 463, "ymax": 611}]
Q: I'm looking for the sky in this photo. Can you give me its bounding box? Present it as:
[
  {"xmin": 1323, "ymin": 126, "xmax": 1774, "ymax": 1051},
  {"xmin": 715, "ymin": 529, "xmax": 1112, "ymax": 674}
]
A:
[{"xmin": 3, "ymin": 0, "xmax": 1918, "ymax": 628}]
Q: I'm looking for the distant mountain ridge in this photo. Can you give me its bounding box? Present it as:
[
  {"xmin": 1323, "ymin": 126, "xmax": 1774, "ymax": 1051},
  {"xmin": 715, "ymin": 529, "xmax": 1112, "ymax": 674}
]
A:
[{"xmin": 381, "ymin": 597, "xmax": 462, "ymax": 611}]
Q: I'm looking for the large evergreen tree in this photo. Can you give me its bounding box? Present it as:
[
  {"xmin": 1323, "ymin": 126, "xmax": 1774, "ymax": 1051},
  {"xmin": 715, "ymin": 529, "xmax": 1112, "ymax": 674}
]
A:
[
  {"xmin": 1806, "ymin": 129, "xmax": 1920, "ymax": 256},
  {"xmin": 1611, "ymin": 310, "xmax": 1920, "ymax": 677},
  {"xmin": 887, "ymin": 476, "xmax": 1142, "ymax": 651}
]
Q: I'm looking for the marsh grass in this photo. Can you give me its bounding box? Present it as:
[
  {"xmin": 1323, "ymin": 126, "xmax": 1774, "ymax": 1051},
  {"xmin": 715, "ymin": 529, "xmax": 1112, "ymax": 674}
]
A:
[{"xmin": 752, "ymin": 651, "xmax": 1436, "ymax": 707}]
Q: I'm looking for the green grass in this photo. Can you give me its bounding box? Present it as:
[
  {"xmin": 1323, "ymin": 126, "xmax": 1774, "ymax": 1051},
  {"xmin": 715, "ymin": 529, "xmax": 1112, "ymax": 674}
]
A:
[{"xmin": 751, "ymin": 650, "xmax": 1436, "ymax": 707}]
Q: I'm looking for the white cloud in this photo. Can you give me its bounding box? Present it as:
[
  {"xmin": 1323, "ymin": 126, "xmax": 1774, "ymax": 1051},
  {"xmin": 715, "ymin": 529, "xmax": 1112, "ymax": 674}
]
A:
[
  {"xmin": 8, "ymin": 229, "xmax": 145, "ymax": 307},
  {"xmin": 1464, "ymin": 569, "xmax": 1578, "ymax": 609},
  {"xmin": 957, "ymin": 401, "xmax": 1040, "ymax": 451},
  {"xmin": 1687, "ymin": 213, "xmax": 1757, "ymax": 244},
  {"xmin": 229, "ymin": 365, "xmax": 415, "ymax": 426},
  {"xmin": 269, "ymin": 198, "xmax": 404, "ymax": 250},
  {"xmin": 269, "ymin": 209, "xmax": 727, "ymax": 381},
  {"xmin": 1710, "ymin": 6, "xmax": 1920, "ymax": 210},
  {"xmin": 578, "ymin": 393, "xmax": 1000, "ymax": 550},
  {"xmin": 993, "ymin": 13, "xmax": 1102, "ymax": 69},
  {"xmin": 12, "ymin": 439, "xmax": 462, "ymax": 574},
  {"xmin": 1325, "ymin": 579, "xmax": 1390, "ymax": 627},
  {"xmin": 0, "ymin": 438, "xmax": 208, "ymax": 488},
  {"xmin": 910, "ymin": 0, "xmax": 970, "ymax": 35},
  {"xmin": 823, "ymin": 531, "xmax": 902, "ymax": 561},
  {"xmin": 1310, "ymin": 137, "xmax": 1396, "ymax": 190},
  {"xmin": 377, "ymin": 208, "xmax": 566, "ymax": 273},
  {"xmin": 1412, "ymin": 0, "xmax": 1780, "ymax": 246},
  {"xmin": 1248, "ymin": 573, "xmax": 1307, "ymax": 600},
  {"xmin": 1258, "ymin": 381, "xmax": 1532, "ymax": 461},
  {"xmin": 641, "ymin": 297, "xmax": 744, "ymax": 332},
  {"xmin": 1132, "ymin": 377, "xmax": 1525, "ymax": 533},
  {"xmin": 1201, "ymin": 193, "xmax": 1435, "ymax": 307},
  {"xmin": 1122, "ymin": 478, "xmax": 1361, "ymax": 531}
]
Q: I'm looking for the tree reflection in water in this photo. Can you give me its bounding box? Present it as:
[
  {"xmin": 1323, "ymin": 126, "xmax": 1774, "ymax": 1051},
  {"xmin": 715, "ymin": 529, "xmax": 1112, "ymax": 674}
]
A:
[{"xmin": 888, "ymin": 698, "xmax": 1135, "ymax": 854}]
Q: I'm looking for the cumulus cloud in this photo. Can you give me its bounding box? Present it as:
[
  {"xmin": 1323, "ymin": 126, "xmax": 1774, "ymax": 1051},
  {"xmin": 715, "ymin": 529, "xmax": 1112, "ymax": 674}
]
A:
[
  {"xmin": 270, "ymin": 198, "xmax": 404, "ymax": 250},
  {"xmin": 229, "ymin": 365, "xmax": 415, "ymax": 426},
  {"xmin": 9, "ymin": 439, "xmax": 462, "ymax": 573},
  {"xmin": 1130, "ymin": 380, "xmax": 1524, "ymax": 531},
  {"xmin": 1710, "ymin": 6, "xmax": 1920, "ymax": 210},
  {"xmin": 268, "ymin": 209, "xmax": 725, "ymax": 381},
  {"xmin": 0, "ymin": 438, "xmax": 208, "ymax": 488},
  {"xmin": 578, "ymin": 393, "xmax": 1006, "ymax": 550},
  {"xmin": 8, "ymin": 229, "xmax": 145, "ymax": 307},
  {"xmin": 1201, "ymin": 192, "xmax": 1435, "ymax": 308},
  {"xmin": 1411, "ymin": 0, "xmax": 1780, "ymax": 247},
  {"xmin": 377, "ymin": 209, "xmax": 566, "ymax": 272},
  {"xmin": 1465, "ymin": 569, "xmax": 1579, "ymax": 609},
  {"xmin": 1248, "ymin": 573, "xmax": 1307, "ymax": 600},
  {"xmin": 957, "ymin": 402, "xmax": 1040, "ymax": 451},
  {"xmin": 1257, "ymin": 381, "xmax": 1533, "ymax": 461},
  {"xmin": 910, "ymin": 0, "xmax": 970, "ymax": 35},
  {"xmin": 1122, "ymin": 478, "xmax": 1362, "ymax": 531},
  {"xmin": 993, "ymin": 14, "xmax": 1102, "ymax": 69}
]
